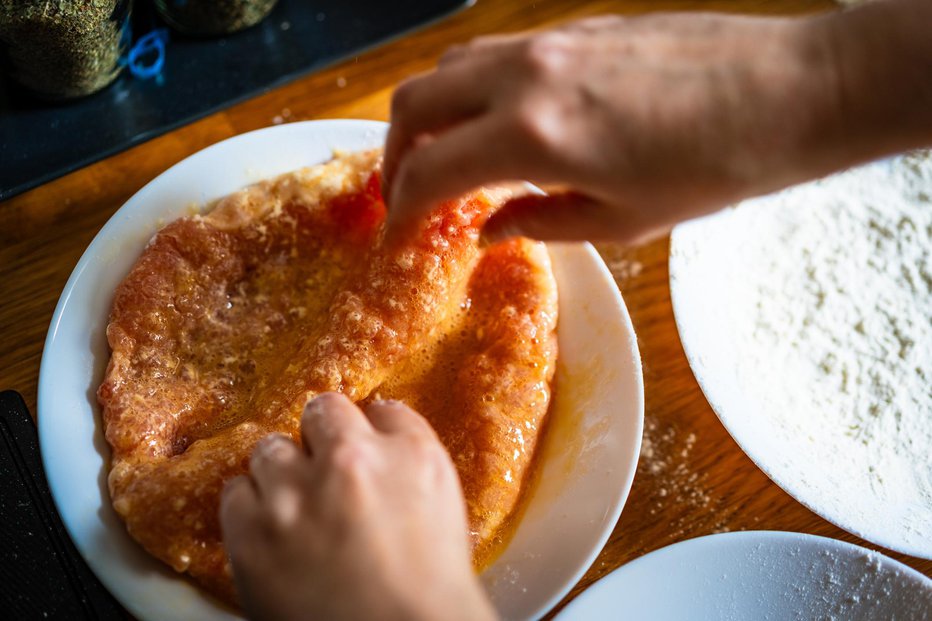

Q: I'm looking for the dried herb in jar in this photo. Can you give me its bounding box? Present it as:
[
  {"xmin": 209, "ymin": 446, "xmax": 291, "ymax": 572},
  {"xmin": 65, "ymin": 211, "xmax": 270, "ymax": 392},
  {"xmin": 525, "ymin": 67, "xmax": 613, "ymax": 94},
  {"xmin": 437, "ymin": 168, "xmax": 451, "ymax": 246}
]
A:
[
  {"xmin": 0, "ymin": 0, "xmax": 132, "ymax": 99},
  {"xmin": 155, "ymin": 0, "xmax": 278, "ymax": 36}
]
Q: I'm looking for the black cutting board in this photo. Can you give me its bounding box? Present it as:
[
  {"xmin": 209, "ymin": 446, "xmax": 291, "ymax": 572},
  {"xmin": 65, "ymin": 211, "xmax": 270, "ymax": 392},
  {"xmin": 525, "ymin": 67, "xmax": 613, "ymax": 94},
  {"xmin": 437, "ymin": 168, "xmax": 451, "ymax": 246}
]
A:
[
  {"xmin": 0, "ymin": 390, "xmax": 125, "ymax": 619},
  {"xmin": 0, "ymin": 0, "xmax": 471, "ymax": 202}
]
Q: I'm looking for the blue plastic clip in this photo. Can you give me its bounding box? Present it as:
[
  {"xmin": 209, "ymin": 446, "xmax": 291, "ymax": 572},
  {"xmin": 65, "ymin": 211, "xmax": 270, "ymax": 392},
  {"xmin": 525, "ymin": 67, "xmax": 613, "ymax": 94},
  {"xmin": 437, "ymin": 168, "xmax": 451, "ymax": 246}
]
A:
[{"xmin": 127, "ymin": 29, "xmax": 169, "ymax": 80}]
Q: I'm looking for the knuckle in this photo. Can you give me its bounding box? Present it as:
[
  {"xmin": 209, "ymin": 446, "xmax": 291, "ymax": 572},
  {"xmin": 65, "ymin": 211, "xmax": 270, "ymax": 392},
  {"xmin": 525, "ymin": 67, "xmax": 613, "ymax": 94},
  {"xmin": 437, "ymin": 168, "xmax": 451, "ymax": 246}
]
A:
[
  {"xmin": 464, "ymin": 36, "xmax": 490, "ymax": 55},
  {"xmin": 512, "ymin": 104, "xmax": 562, "ymax": 153},
  {"xmin": 439, "ymin": 43, "xmax": 467, "ymax": 65},
  {"xmin": 256, "ymin": 507, "xmax": 287, "ymax": 543},
  {"xmin": 329, "ymin": 440, "xmax": 373, "ymax": 480},
  {"xmin": 522, "ymin": 32, "xmax": 571, "ymax": 77},
  {"xmin": 323, "ymin": 442, "xmax": 376, "ymax": 511},
  {"xmin": 577, "ymin": 14, "xmax": 624, "ymax": 29},
  {"xmin": 262, "ymin": 489, "xmax": 304, "ymax": 537},
  {"xmin": 407, "ymin": 432, "xmax": 448, "ymax": 466},
  {"xmin": 601, "ymin": 14, "xmax": 626, "ymax": 27},
  {"xmin": 391, "ymin": 79, "xmax": 418, "ymax": 117}
]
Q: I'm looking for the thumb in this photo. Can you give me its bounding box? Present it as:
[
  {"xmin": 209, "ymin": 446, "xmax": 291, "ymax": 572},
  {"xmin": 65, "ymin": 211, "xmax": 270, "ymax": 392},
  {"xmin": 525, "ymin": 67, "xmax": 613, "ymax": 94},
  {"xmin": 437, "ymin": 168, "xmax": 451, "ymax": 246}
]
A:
[{"xmin": 482, "ymin": 191, "xmax": 630, "ymax": 243}]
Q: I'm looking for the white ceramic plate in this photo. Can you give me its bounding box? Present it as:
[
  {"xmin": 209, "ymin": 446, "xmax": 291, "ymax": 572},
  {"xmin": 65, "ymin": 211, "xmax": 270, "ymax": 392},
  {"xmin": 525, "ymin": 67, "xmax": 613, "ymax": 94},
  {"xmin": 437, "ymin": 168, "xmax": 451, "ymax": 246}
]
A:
[
  {"xmin": 668, "ymin": 156, "xmax": 932, "ymax": 560},
  {"xmin": 38, "ymin": 120, "xmax": 644, "ymax": 621},
  {"xmin": 556, "ymin": 531, "xmax": 932, "ymax": 620}
]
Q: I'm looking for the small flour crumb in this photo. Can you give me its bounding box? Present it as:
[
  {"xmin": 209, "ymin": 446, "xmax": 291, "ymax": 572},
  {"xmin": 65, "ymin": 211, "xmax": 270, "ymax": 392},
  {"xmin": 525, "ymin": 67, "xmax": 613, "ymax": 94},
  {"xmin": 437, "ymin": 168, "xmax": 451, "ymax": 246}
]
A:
[{"xmin": 599, "ymin": 246, "xmax": 644, "ymax": 282}]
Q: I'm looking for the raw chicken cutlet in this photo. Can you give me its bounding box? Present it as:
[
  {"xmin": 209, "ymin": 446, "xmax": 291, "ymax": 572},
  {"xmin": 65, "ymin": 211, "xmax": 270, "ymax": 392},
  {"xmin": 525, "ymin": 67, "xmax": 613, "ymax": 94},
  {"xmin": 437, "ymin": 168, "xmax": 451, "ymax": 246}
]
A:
[{"xmin": 98, "ymin": 150, "xmax": 558, "ymax": 605}]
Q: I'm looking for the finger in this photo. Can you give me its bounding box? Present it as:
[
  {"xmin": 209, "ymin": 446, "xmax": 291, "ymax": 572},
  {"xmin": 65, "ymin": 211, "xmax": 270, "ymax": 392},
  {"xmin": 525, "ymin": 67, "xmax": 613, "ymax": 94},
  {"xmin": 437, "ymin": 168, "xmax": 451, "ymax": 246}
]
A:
[
  {"xmin": 220, "ymin": 475, "xmax": 259, "ymax": 547},
  {"xmin": 301, "ymin": 392, "xmax": 373, "ymax": 458},
  {"xmin": 385, "ymin": 116, "xmax": 528, "ymax": 241},
  {"xmin": 365, "ymin": 399, "xmax": 439, "ymax": 439},
  {"xmin": 438, "ymin": 32, "xmax": 527, "ymax": 66},
  {"xmin": 249, "ymin": 433, "xmax": 304, "ymax": 497},
  {"xmin": 482, "ymin": 191, "xmax": 644, "ymax": 243},
  {"xmin": 383, "ymin": 60, "xmax": 496, "ymax": 187}
]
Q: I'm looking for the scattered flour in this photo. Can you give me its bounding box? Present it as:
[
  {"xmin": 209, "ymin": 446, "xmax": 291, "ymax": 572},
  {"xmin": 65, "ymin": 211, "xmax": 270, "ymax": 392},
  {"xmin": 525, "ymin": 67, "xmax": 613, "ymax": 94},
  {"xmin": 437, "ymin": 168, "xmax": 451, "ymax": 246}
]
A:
[
  {"xmin": 603, "ymin": 254, "xmax": 644, "ymax": 282},
  {"xmin": 637, "ymin": 415, "xmax": 737, "ymax": 538},
  {"xmin": 271, "ymin": 107, "xmax": 294, "ymax": 125},
  {"xmin": 670, "ymin": 152, "xmax": 932, "ymax": 556}
]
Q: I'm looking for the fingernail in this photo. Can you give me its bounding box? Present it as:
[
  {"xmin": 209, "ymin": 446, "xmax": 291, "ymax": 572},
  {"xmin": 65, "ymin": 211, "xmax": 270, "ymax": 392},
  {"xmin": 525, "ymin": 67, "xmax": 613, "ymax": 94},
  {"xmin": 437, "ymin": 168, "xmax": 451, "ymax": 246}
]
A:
[
  {"xmin": 303, "ymin": 395, "xmax": 327, "ymax": 418},
  {"xmin": 258, "ymin": 432, "xmax": 288, "ymax": 446},
  {"xmin": 481, "ymin": 221, "xmax": 522, "ymax": 245},
  {"xmin": 304, "ymin": 391, "xmax": 344, "ymax": 416},
  {"xmin": 371, "ymin": 398, "xmax": 404, "ymax": 407},
  {"xmin": 255, "ymin": 433, "xmax": 290, "ymax": 458}
]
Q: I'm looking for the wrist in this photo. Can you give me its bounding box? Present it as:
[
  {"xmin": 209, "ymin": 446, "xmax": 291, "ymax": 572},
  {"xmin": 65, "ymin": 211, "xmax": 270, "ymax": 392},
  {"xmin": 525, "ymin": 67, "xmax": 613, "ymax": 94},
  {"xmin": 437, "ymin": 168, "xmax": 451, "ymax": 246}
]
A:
[
  {"xmin": 774, "ymin": 16, "xmax": 850, "ymax": 184},
  {"xmin": 391, "ymin": 570, "xmax": 496, "ymax": 621},
  {"xmin": 418, "ymin": 581, "xmax": 496, "ymax": 621},
  {"xmin": 714, "ymin": 17, "xmax": 848, "ymax": 200},
  {"xmin": 809, "ymin": 0, "xmax": 932, "ymax": 165},
  {"xmin": 736, "ymin": 1, "xmax": 932, "ymax": 198}
]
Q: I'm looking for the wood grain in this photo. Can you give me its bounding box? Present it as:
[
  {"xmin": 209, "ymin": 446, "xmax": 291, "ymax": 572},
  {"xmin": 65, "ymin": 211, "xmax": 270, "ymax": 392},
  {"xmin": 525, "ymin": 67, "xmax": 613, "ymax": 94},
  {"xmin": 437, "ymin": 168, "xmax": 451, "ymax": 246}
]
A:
[{"xmin": 1, "ymin": 0, "xmax": 928, "ymax": 616}]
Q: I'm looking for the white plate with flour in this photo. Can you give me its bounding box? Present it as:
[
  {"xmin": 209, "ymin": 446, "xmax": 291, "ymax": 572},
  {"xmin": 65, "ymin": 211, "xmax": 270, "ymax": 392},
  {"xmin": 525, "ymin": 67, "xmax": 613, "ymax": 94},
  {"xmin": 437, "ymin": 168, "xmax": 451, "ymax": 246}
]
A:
[
  {"xmin": 38, "ymin": 120, "xmax": 644, "ymax": 621},
  {"xmin": 669, "ymin": 153, "xmax": 932, "ymax": 559},
  {"xmin": 555, "ymin": 531, "xmax": 932, "ymax": 620}
]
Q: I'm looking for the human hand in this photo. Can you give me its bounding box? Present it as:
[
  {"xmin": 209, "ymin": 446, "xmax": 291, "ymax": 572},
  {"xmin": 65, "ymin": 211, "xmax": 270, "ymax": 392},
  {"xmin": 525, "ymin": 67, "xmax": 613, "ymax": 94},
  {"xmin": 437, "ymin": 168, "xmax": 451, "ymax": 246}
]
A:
[
  {"xmin": 220, "ymin": 393, "xmax": 495, "ymax": 621},
  {"xmin": 383, "ymin": 12, "xmax": 844, "ymax": 244}
]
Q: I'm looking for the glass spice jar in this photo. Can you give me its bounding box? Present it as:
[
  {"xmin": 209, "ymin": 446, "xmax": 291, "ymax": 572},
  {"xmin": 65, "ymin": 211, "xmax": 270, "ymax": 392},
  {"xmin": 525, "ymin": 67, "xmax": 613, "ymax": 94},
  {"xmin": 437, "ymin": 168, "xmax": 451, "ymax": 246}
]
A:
[
  {"xmin": 0, "ymin": 0, "xmax": 132, "ymax": 100},
  {"xmin": 154, "ymin": 0, "xmax": 278, "ymax": 36}
]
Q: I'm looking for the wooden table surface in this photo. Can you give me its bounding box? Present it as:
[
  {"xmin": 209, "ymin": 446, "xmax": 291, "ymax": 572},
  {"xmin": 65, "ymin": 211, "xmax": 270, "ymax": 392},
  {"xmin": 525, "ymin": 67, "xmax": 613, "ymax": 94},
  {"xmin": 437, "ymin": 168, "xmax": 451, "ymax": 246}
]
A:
[{"xmin": 2, "ymin": 0, "xmax": 929, "ymax": 616}]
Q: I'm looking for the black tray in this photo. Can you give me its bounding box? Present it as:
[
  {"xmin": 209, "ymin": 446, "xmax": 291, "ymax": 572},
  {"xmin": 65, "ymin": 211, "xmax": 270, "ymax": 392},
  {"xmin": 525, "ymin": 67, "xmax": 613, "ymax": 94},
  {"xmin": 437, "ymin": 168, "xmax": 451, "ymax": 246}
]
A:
[
  {"xmin": 0, "ymin": 0, "xmax": 471, "ymax": 201},
  {"xmin": 0, "ymin": 390, "xmax": 125, "ymax": 619}
]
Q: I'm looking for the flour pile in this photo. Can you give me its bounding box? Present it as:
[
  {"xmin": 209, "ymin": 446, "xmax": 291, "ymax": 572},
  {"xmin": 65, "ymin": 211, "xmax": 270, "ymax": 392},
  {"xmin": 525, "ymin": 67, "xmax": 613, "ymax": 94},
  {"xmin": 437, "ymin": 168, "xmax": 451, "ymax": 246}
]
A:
[{"xmin": 670, "ymin": 152, "xmax": 932, "ymax": 556}]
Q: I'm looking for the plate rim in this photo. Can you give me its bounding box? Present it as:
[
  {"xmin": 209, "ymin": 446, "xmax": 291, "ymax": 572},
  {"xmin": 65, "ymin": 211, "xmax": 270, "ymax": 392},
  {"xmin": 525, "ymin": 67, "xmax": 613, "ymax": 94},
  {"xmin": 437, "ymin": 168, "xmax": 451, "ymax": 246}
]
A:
[
  {"xmin": 555, "ymin": 529, "xmax": 932, "ymax": 619},
  {"xmin": 514, "ymin": 241, "xmax": 644, "ymax": 621}
]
